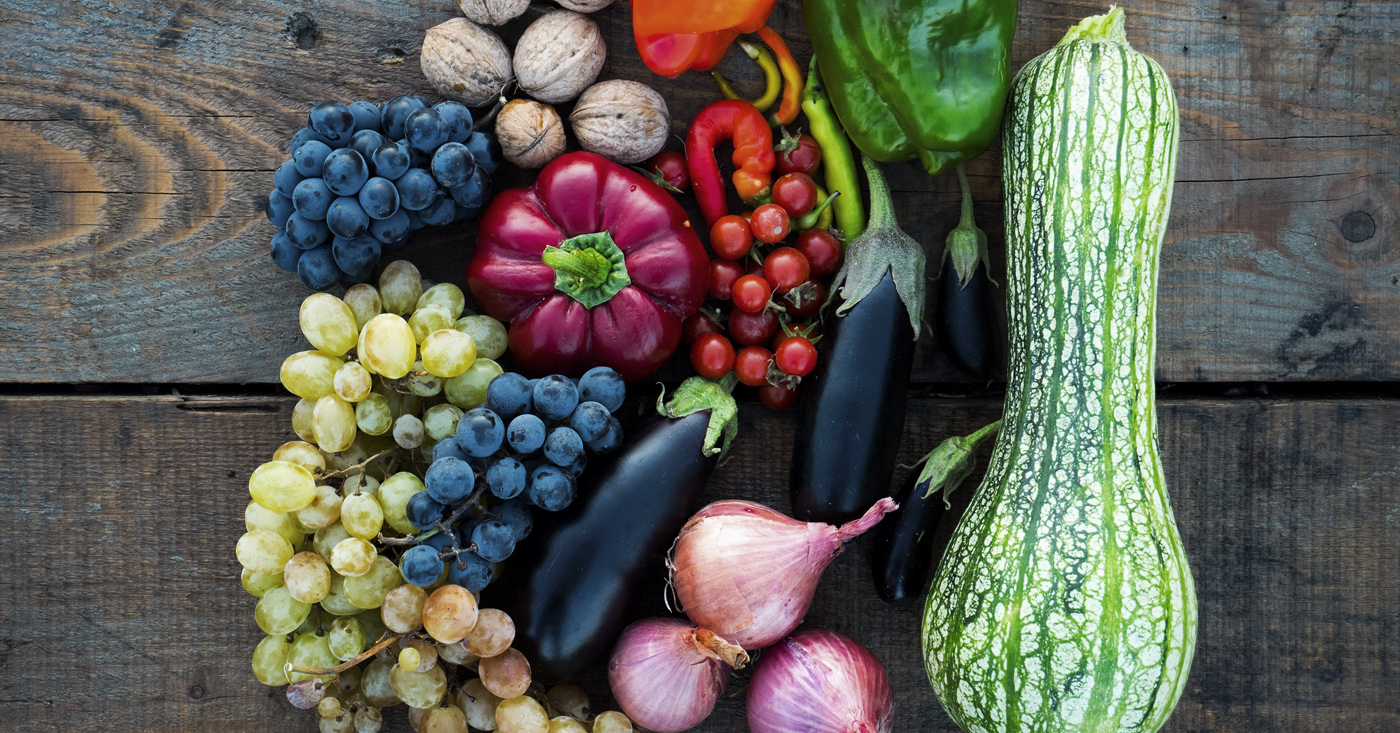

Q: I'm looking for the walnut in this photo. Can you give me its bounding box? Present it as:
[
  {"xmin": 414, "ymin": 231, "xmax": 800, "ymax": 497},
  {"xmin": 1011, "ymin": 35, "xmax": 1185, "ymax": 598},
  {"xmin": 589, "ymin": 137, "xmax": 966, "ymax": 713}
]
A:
[
  {"xmin": 420, "ymin": 18, "xmax": 512, "ymax": 107},
  {"xmin": 496, "ymin": 99, "xmax": 568, "ymax": 169},
  {"xmin": 513, "ymin": 11, "xmax": 606, "ymax": 104},
  {"xmin": 555, "ymin": 0, "xmax": 616, "ymax": 12},
  {"xmin": 569, "ymin": 80, "xmax": 671, "ymax": 164},
  {"xmin": 456, "ymin": 0, "xmax": 530, "ymax": 25}
]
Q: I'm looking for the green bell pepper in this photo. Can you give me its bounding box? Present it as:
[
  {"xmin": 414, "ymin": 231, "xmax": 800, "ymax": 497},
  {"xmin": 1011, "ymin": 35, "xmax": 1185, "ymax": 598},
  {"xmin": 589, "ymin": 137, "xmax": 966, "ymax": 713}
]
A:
[{"xmin": 802, "ymin": 0, "xmax": 1018, "ymax": 174}]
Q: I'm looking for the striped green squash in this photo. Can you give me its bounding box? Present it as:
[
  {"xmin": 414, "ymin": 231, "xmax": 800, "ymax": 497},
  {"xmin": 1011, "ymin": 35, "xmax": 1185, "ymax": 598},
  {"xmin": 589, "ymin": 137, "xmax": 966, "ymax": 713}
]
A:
[{"xmin": 922, "ymin": 8, "xmax": 1196, "ymax": 733}]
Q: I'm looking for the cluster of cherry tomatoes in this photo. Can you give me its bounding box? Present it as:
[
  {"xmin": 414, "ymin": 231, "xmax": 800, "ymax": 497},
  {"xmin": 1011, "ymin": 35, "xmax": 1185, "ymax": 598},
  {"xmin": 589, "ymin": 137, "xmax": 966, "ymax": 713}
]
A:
[{"xmin": 645, "ymin": 133, "xmax": 845, "ymax": 411}]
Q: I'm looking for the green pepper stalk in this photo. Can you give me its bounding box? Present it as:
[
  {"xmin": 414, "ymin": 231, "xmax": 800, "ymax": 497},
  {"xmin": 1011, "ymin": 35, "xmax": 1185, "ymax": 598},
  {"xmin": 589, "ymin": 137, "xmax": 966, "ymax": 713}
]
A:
[
  {"xmin": 942, "ymin": 164, "xmax": 992, "ymax": 287},
  {"xmin": 793, "ymin": 189, "xmax": 840, "ymax": 231},
  {"xmin": 711, "ymin": 40, "xmax": 781, "ymax": 113},
  {"xmin": 801, "ymin": 56, "xmax": 865, "ymax": 242},
  {"xmin": 831, "ymin": 155, "xmax": 924, "ymax": 336}
]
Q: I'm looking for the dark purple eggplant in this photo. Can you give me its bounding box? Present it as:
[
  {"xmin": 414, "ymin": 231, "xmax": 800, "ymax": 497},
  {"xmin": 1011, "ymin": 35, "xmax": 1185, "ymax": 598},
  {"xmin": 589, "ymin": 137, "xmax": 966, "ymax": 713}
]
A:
[
  {"xmin": 870, "ymin": 420, "xmax": 999, "ymax": 604},
  {"xmin": 484, "ymin": 376, "xmax": 737, "ymax": 684},
  {"xmin": 939, "ymin": 164, "xmax": 1002, "ymax": 381},
  {"xmin": 790, "ymin": 158, "xmax": 923, "ymax": 524}
]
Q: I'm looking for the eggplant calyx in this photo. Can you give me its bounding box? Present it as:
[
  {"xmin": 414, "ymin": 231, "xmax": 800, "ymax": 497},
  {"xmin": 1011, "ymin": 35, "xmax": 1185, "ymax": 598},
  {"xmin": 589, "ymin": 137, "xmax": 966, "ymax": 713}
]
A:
[
  {"xmin": 917, "ymin": 420, "xmax": 1001, "ymax": 508},
  {"xmin": 656, "ymin": 374, "xmax": 739, "ymax": 458},
  {"xmin": 542, "ymin": 231, "xmax": 632, "ymax": 308},
  {"xmin": 830, "ymin": 155, "xmax": 925, "ymax": 338},
  {"xmin": 942, "ymin": 164, "xmax": 992, "ymax": 288}
]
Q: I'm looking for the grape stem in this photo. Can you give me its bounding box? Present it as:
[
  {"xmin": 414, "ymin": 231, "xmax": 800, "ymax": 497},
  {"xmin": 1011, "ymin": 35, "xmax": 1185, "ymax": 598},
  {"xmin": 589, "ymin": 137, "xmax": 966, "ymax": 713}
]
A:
[
  {"xmin": 284, "ymin": 632, "xmax": 407, "ymax": 676},
  {"xmin": 317, "ymin": 448, "xmax": 398, "ymax": 480}
]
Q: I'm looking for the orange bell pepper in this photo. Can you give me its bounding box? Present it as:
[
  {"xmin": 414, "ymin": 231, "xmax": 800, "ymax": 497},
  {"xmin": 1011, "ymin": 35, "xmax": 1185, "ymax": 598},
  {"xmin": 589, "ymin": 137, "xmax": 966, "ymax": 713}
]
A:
[{"xmin": 632, "ymin": 0, "xmax": 778, "ymax": 77}]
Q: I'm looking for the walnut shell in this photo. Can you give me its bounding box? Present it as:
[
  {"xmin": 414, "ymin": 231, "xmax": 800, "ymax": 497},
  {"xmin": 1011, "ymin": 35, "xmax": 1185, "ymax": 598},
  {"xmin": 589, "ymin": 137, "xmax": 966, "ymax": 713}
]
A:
[
  {"xmin": 555, "ymin": 0, "xmax": 616, "ymax": 12},
  {"xmin": 569, "ymin": 80, "xmax": 671, "ymax": 164},
  {"xmin": 513, "ymin": 11, "xmax": 606, "ymax": 104},
  {"xmin": 420, "ymin": 18, "xmax": 512, "ymax": 107},
  {"xmin": 496, "ymin": 99, "xmax": 567, "ymax": 169},
  {"xmin": 457, "ymin": 0, "xmax": 530, "ymax": 25}
]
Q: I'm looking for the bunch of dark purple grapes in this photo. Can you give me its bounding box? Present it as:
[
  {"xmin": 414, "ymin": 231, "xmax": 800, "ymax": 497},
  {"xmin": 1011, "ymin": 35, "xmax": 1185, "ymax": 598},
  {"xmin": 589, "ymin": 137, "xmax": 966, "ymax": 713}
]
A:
[{"xmin": 265, "ymin": 97, "xmax": 503, "ymax": 289}]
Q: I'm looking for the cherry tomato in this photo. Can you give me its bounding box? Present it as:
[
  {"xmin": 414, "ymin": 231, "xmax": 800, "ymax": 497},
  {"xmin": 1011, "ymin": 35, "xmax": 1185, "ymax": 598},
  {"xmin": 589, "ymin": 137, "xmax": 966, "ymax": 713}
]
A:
[
  {"xmin": 708, "ymin": 259, "xmax": 744, "ymax": 300},
  {"xmin": 646, "ymin": 150, "xmax": 690, "ymax": 192},
  {"xmin": 771, "ymin": 173, "xmax": 818, "ymax": 217},
  {"xmin": 750, "ymin": 204, "xmax": 790, "ymax": 244},
  {"xmin": 709, "ymin": 215, "xmax": 753, "ymax": 260},
  {"xmin": 682, "ymin": 311, "xmax": 723, "ymax": 345},
  {"xmin": 784, "ymin": 280, "xmax": 825, "ymax": 319},
  {"xmin": 729, "ymin": 307, "xmax": 779, "ymax": 346},
  {"xmin": 731, "ymin": 274, "xmax": 772, "ymax": 313},
  {"xmin": 762, "ymin": 247, "xmax": 811, "ymax": 294},
  {"xmin": 690, "ymin": 332, "xmax": 735, "ymax": 379},
  {"xmin": 734, "ymin": 346, "xmax": 773, "ymax": 387},
  {"xmin": 795, "ymin": 228, "xmax": 842, "ymax": 277},
  {"xmin": 774, "ymin": 336, "xmax": 818, "ymax": 377},
  {"xmin": 759, "ymin": 382, "xmax": 800, "ymax": 411},
  {"xmin": 775, "ymin": 133, "xmax": 822, "ymax": 176}
]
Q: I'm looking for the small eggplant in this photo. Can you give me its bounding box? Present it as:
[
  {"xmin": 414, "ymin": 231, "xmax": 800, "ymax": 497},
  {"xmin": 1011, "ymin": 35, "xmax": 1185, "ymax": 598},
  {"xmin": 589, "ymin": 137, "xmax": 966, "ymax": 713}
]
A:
[
  {"xmin": 870, "ymin": 420, "xmax": 999, "ymax": 604},
  {"xmin": 938, "ymin": 165, "xmax": 1002, "ymax": 381},
  {"xmin": 484, "ymin": 376, "xmax": 737, "ymax": 684}
]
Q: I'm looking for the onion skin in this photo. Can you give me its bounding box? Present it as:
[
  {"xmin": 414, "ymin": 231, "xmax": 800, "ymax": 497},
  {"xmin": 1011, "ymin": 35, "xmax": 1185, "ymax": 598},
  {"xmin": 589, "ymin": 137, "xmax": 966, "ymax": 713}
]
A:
[
  {"xmin": 747, "ymin": 630, "xmax": 894, "ymax": 733},
  {"xmin": 671, "ymin": 497, "xmax": 896, "ymax": 649},
  {"xmin": 608, "ymin": 618, "xmax": 745, "ymax": 732}
]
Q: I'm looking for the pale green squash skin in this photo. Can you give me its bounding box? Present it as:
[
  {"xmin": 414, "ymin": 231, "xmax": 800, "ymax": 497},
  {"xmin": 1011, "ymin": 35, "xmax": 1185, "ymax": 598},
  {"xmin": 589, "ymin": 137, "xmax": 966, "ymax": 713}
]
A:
[{"xmin": 922, "ymin": 10, "xmax": 1197, "ymax": 733}]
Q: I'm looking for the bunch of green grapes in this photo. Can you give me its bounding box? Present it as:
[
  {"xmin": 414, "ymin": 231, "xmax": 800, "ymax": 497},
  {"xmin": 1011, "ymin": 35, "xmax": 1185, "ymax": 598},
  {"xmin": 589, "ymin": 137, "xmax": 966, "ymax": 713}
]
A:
[{"xmin": 236, "ymin": 260, "xmax": 635, "ymax": 732}]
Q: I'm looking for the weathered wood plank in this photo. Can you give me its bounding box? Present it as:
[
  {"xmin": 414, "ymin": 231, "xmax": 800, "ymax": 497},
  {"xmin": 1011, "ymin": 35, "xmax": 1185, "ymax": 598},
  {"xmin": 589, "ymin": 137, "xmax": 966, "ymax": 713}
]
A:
[
  {"xmin": 0, "ymin": 394, "xmax": 1394, "ymax": 731},
  {"xmin": 0, "ymin": 0, "xmax": 1396, "ymax": 384}
]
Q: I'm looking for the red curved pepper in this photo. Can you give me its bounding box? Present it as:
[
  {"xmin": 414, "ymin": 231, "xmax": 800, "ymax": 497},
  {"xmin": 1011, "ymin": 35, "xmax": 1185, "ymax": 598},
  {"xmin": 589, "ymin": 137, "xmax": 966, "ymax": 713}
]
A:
[
  {"xmin": 685, "ymin": 99, "xmax": 775, "ymax": 229},
  {"xmin": 466, "ymin": 152, "xmax": 709, "ymax": 382}
]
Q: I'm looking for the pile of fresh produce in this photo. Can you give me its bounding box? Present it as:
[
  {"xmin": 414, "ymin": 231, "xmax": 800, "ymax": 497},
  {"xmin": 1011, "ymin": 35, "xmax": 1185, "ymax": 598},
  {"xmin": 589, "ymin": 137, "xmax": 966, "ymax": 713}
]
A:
[
  {"xmin": 238, "ymin": 259, "xmax": 639, "ymax": 731},
  {"xmin": 267, "ymin": 99, "xmax": 499, "ymax": 289}
]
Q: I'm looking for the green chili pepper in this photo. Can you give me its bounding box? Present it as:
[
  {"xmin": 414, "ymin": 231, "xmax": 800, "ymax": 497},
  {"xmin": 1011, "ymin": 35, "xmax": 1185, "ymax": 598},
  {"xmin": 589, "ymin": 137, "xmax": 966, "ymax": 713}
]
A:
[
  {"xmin": 800, "ymin": 57, "xmax": 865, "ymax": 241},
  {"xmin": 802, "ymin": 0, "xmax": 1018, "ymax": 174},
  {"xmin": 710, "ymin": 40, "xmax": 781, "ymax": 113}
]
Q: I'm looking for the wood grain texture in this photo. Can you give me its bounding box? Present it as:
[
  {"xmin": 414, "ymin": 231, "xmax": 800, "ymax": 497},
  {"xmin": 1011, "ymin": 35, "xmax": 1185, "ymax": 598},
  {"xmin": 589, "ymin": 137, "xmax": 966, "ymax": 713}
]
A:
[
  {"xmin": 0, "ymin": 394, "xmax": 1394, "ymax": 732},
  {"xmin": 0, "ymin": 0, "xmax": 1396, "ymax": 384}
]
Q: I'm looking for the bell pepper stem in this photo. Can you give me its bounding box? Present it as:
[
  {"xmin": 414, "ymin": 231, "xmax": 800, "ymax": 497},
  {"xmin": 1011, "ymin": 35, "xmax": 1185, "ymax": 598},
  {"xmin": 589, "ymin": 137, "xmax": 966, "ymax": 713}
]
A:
[
  {"xmin": 542, "ymin": 245, "xmax": 610, "ymax": 286},
  {"xmin": 541, "ymin": 231, "xmax": 632, "ymax": 309}
]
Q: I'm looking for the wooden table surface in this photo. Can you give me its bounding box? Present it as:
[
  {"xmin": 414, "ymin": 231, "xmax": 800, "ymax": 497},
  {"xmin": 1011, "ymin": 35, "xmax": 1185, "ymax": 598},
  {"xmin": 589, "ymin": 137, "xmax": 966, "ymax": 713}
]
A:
[{"xmin": 0, "ymin": 1, "xmax": 1396, "ymax": 731}]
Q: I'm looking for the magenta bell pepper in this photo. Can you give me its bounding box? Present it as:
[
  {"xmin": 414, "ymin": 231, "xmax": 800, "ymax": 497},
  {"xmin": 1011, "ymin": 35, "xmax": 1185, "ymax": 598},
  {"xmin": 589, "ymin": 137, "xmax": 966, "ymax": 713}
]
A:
[{"xmin": 466, "ymin": 152, "xmax": 710, "ymax": 381}]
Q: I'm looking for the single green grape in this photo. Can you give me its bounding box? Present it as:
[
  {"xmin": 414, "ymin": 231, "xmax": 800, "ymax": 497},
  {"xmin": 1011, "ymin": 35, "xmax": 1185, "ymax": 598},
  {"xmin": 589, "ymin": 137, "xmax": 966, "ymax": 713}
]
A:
[
  {"xmin": 457, "ymin": 678, "xmax": 501, "ymax": 730},
  {"xmin": 591, "ymin": 711, "xmax": 633, "ymax": 733},
  {"xmin": 422, "ymin": 404, "xmax": 464, "ymax": 441},
  {"xmin": 417, "ymin": 283, "xmax": 466, "ymax": 319},
  {"xmin": 241, "ymin": 567, "xmax": 284, "ymax": 598},
  {"xmin": 356, "ymin": 609, "xmax": 388, "ymax": 644},
  {"xmin": 273, "ymin": 440, "xmax": 327, "ymax": 473},
  {"xmin": 422, "ymin": 705, "xmax": 469, "ymax": 733},
  {"xmin": 251, "ymin": 633, "xmax": 293, "ymax": 686},
  {"xmin": 328, "ymin": 616, "xmax": 366, "ymax": 661},
  {"xmin": 388, "ymin": 663, "xmax": 447, "ymax": 709},
  {"xmin": 334, "ymin": 362, "xmax": 373, "ymax": 402},
  {"xmin": 438, "ymin": 639, "xmax": 478, "ymax": 667},
  {"xmin": 284, "ymin": 551, "xmax": 332, "ymax": 603},
  {"xmin": 345, "ymin": 556, "xmax": 402, "ymax": 610},
  {"xmin": 381, "ymin": 583, "xmax": 427, "ymax": 633},
  {"xmin": 293, "ymin": 397, "xmax": 319, "ymax": 443},
  {"xmin": 249, "ymin": 460, "xmax": 317, "ymax": 513},
  {"xmin": 393, "ymin": 414, "xmax": 425, "ymax": 449},
  {"xmin": 361, "ymin": 657, "xmax": 400, "ymax": 708},
  {"xmin": 320, "ymin": 572, "xmax": 362, "ymax": 616},
  {"xmin": 408, "ymin": 304, "xmax": 456, "ymax": 344},
  {"xmin": 354, "ymin": 704, "xmax": 385, "ymax": 732},
  {"xmin": 318, "ymin": 695, "xmax": 342, "ymax": 719},
  {"xmin": 254, "ymin": 585, "xmax": 311, "ymax": 635},
  {"xmin": 454, "ymin": 315, "xmax": 508, "ymax": 361},
  {"xmin": 297, "ymin": 484, "xmax": 344, "ymax": 531},
  {"xmin": 314, "ymin": 395, "xmax": 358, "ymax": 454},
  {"xmin": 313, "ymin": 523, "xmax": 352, "ymax": 561},
  {"xmin": 340, "ymin": 492, "xmax": 385, "ymax": 540},
  {"xmin": 330, "ymin": 537, "xmax": 377, "ymax": 578},
  {"xmin": 343, "ymin": 283, "xmax": 383, "ymax": 330},
  {"xmin": 379, "ymin": 472, "xmax": 426, "ymax": 535},
  {"xmin": 355, "ymin": 393, "xmax": 393, "ymax": 436},
  {"xmin": 549, "ymin": 716, "xmax": 589, "ymax": 733},
  {"xmin": 245, "ymin": 501, "xmax": 305, "ymax": 549},
  {"xmin": 343, "ymin": 473, "xmax": 380, "ymax": 498},
  {"xmin": 281, "ymin": 350, "xmax": 345, "ymax": 400},
  {"xmin": 379, "ymin": 260, "xmax": 423, "ymax": 316},
  {"xmin": 300, "ymin": 293, "xmax": 360, "ymax": 356},
  {"xmin": 496, "ymin": 695, "xmax": 550, "ymax": 733},
  {"xmin": 421, "ymin": 329, "xmax": 476, "ymax": 378},
  {"xmin": 287, "ymin": 630, "xmax": 338, "ymax": 684},
  {"xmin": 444, "ymin": 358, "xmax": 503, "ymax": 409},
  {"xmin": 360, "ymin": 314, "xmax": 416, "ymax": 379},
  {"xmin": 397, "ymin": 646, "xmax": 421, "ymax": 672},
  {"xmin": 237, "ymin": 529, "xmax": 294, "ymax": 575}
]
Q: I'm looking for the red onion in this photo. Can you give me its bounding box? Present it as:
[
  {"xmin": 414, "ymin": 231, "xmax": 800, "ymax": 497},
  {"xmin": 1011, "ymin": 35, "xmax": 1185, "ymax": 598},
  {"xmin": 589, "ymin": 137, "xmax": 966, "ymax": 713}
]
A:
[
  {"xmin": 747, "ymin": 630, "xmax": 894, "ymax": 733},
  {"xmin": 608, "ymin": 617, "xmax": 748, "ymax": 733},
  {"xmin": 670, "ymin": 497, "xmax": 897, "ymax": 648}
]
